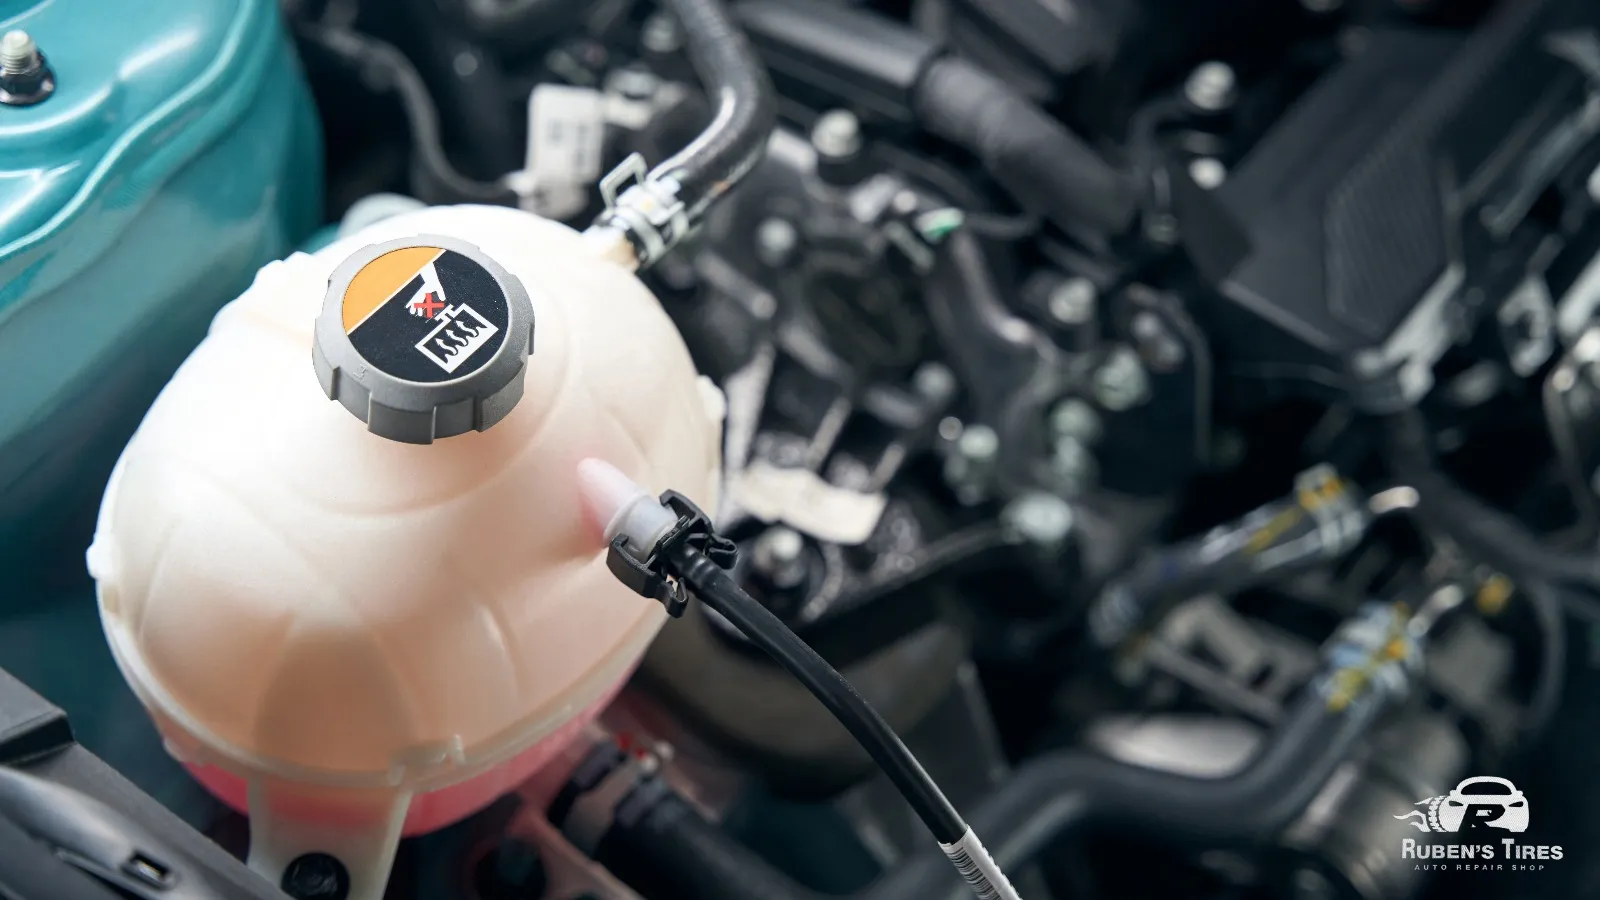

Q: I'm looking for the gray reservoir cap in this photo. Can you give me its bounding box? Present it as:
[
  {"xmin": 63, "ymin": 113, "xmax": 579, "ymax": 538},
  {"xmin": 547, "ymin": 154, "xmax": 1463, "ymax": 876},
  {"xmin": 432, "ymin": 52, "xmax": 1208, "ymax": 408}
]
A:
[{"xmin": 312, "ymin": 235, "xmax": 536, "ymax": 444}]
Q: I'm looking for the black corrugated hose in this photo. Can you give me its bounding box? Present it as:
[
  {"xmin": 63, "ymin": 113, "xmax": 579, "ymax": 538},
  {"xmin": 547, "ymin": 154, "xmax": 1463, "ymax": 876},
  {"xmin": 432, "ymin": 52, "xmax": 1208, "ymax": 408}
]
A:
[
  {"xmin": 912, "ymin": 57, "xmax": 1139, "ymax": 238},
  {"xmin": 648, "ymin": 0, "xmax": 777, "ymax": 221},
  {"xmin": 595, "ymin": 678, "xmax": 1390, "ymax": 900}
]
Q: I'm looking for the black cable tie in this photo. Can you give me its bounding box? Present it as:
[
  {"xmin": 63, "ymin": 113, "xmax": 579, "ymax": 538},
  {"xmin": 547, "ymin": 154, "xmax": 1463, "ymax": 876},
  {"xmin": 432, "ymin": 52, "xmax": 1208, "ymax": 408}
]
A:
[{"xmin": 603, "ymin": 491, "xmax": 739, "ymax": 617}]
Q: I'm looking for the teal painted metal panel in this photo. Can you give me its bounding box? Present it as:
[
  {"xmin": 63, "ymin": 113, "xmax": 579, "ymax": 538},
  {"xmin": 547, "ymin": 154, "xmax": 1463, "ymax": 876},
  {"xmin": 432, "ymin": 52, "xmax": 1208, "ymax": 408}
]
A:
[{"xmin": 0, "ymin": 0, "xmax": 323, "ymax": 555}]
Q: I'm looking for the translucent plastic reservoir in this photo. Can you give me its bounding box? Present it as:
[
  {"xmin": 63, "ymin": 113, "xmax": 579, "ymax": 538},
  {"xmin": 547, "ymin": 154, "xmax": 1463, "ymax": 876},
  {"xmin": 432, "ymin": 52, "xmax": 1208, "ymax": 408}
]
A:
[{"xmin": 86, "ymin": 205, "xmax": 723, "ymax": 899}]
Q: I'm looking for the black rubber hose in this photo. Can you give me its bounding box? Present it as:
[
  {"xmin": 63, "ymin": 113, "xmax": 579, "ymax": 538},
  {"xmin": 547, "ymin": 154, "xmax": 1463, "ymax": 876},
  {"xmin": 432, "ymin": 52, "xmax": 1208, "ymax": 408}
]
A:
[
  {"xmin": 863, "ymin": 686, "xmax": 1384, "ymax": 900},
  {"xmin": 1388, "ymin": 474, "xmax": 1570, "ymax": 738},
  {"xmin": 1516, "ymin": 578, "xmax": 1567, "ymax": 741},
  {"xmin": 1387, "ymin": 413, "xmax": 1600, "ymax": 593},
  {"xmin": 912, "ymin": 56, "xmax": 1138, "ymax": 237},
  {"xmin": 297, "ymin": 24, "xmax": 516, "ymax": 205},
  {"xmin": 597, "ymin": 681, "xmax": 1387, "ymax": 900},
  {"xmin": 649, "ymin": 0, "xmax": 777, "ymax": 220},
  {"xmin": 1383, "ymin": 415, "xmax": 1571, "ymax": 738},
  {"xmin": 665, "ymin": 546, "xmax": 967, "ymax": 844},
  {"xmin": 1089, "ymin": 481, "xmax": 1365, "ymax": 649},
  {"xmin": 438, "ymin": 0, "xmax": 588, "ymax": 50}
]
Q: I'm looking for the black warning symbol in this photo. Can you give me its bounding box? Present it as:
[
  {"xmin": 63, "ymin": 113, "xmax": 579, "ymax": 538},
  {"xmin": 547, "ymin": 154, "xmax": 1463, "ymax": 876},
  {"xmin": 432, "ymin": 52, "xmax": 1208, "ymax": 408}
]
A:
[{"xmin": 343, "ymin": 249, "xmax": 511, "ymax": 384}]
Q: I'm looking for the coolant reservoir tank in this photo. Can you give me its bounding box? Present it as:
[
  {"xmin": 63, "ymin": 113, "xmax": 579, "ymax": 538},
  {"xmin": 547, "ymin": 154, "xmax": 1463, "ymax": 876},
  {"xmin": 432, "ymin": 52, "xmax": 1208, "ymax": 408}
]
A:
[{"xmin": 86, "ymin": 205, "xmax": 723, "ymax": 900}]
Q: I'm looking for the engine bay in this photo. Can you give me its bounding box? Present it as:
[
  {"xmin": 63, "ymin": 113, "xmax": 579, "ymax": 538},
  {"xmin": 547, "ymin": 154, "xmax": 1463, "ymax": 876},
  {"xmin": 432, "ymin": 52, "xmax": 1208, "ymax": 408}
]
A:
[{"xmin": 7, "ymin": 0, "xmax": 1600, "ymax": 898}]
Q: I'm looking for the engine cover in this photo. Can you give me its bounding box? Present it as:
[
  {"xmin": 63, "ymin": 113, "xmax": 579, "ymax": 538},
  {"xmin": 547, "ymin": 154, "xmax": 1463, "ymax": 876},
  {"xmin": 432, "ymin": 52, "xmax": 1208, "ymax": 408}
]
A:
[{"xmin": 1201, "ymin": 0, "xmax": 1600, "ymax": 408}]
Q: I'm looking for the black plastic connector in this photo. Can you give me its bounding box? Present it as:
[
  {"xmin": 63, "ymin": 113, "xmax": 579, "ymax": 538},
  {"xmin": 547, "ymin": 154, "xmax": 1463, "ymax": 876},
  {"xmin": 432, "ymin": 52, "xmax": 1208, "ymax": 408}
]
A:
[{"xmin": 604, "ymin": 491, "xmax": 738, "ymax": 617}]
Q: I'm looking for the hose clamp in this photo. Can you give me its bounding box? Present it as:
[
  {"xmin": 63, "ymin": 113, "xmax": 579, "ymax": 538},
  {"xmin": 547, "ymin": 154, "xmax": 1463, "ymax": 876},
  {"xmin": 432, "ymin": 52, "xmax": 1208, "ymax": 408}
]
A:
[
  {"xmin": 605, "ymin": 491, "xmax": 739, "ymax": 617},
  {"xmin": 1317, "ymin": 601, "xmax": 1422, "ymax": 710},
  {"xmin": 594, "ymin": 153, "xmax": 690, "ymax": 269}
]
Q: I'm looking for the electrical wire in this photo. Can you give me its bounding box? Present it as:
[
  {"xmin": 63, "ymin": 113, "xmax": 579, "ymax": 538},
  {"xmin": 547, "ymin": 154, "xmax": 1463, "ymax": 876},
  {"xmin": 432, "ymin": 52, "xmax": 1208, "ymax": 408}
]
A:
[{"xmin": 663, "ymin": 542, "xmax": 1023, "ymax": 900}]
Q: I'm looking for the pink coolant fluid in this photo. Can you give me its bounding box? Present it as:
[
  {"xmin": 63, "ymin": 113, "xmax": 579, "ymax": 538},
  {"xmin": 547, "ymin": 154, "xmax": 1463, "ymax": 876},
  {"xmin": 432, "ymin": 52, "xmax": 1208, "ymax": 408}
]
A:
[
  {"xmin": 87, "ymin": 206, "xmax": 724, "ymax": 900},
  {"xmin": 185, "ymin": 669, "xmax": 630, "ymax": 837}
]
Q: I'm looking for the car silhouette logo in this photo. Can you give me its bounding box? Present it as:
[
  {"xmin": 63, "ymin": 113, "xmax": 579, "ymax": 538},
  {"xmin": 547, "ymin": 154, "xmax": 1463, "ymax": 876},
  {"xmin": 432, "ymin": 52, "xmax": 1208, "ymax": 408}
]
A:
[{"xmin": 1397, "ymin": 776, "xmax": 1529, "ymax": 833}]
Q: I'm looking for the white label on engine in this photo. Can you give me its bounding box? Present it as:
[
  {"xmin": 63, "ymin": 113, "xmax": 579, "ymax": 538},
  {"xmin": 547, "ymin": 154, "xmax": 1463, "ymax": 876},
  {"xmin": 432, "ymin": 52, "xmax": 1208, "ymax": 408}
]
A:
[
  {"xmin": 729, "ymin": 462, "xmax": 889, "ymax": 546},
  {"xmin": 525, "ymin": 84, "xmax": 606, "ymax": 189}
]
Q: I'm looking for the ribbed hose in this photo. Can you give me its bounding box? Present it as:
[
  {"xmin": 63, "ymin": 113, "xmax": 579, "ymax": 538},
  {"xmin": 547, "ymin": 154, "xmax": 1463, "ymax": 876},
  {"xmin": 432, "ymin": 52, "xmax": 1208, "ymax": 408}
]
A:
[
  {"xmin": 596, "ymin": 685, "xmax": 1388, "ymax": 900},
  {"xmin": 650, "ymin": 0, "xmax": 777, "ymax": 220},
  {"xmin": 912, "ymin": 57, "xmax": 1138, "ymax": 237}
]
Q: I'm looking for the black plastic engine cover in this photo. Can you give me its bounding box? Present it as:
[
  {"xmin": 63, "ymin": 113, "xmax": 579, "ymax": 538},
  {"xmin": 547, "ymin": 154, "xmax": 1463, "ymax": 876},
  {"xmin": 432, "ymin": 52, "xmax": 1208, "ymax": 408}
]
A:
[
  {"xmin": 0, "ymin": 668, "xmax": 282, "ymax": 900},
  {"xmin": 1203, "ymin": 0, "xmax": 1600, "ymax": 406}
]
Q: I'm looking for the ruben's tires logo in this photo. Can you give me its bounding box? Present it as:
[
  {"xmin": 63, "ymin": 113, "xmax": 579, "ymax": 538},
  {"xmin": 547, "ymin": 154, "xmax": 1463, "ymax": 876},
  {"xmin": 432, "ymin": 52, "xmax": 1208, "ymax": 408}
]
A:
[
  {"xmin": 1397, "ymin": 776, "xmax": 1562, "ymax": 871},
  {"xmin": 1396, "ymin": 776, "xmax": 1529, "ymax": 833}
]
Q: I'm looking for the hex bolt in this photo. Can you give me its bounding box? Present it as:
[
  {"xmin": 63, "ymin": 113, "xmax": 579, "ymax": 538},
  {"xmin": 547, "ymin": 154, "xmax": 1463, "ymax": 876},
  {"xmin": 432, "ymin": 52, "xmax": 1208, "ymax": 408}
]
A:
[
  {"xmin": 754, "ymin": 217, "xmax": 799, "ymax": 268},
  {"xmin": 1048, "ymin": 277, "xmax": 1098, "ymax": 326},
  {"xmin": 912, "ymin": 362, "xmax": 957, "ymax": 405},
  {"xmin": 1188, "ymin": 157, "xmax": 1227, "ymax": 190},
  {"xmin": 608, "ymin": 66, "xmax": 661, "ymax": 102},
  {"xmin": 944, "ymin": 424, "xmax": 999, "ymax": 503},
  {"xmin": 1049, "ymin": 398, "xmax": 1103, "ymax": 445},
  {"xmin": 1131, "ymin": 311, "xmax": 1187, "ymax": 371},
  {"xmin": 0, "ymin": 30, "xmax": 52, "ymax": 106},
  {"xmin": 751, "ymin": 526, "xmax": 808, "ymax": 590},
  {"xmin": 640, "ymin": 12, "xmax": 684, "ymax": 55},
  {"xmin": 956, "ymin": 424, "xmax": 999, "ymax": 466},
  {"xmin": 1004, "ymin": 492, "xmax": 1076, "ymax": 546},
  {"xmin": 811, "ymin": 109, "xmax": 863, "ymax": 161},
  {"xmin": 0, "ymin": 31, "xmax": 38, "ymax": 76},
  {"xmin": 1184, "ymin": 61, "xmax": 1237, "ymax": 112},
  {"xmin": 280, "ymin": 854, "xmax": 350, "ymax": 900},
  {"xmin": 1050, "ymin": 436, "xmax": 1099, "ymax": 495},
  {"xmin": 1093, "ymin": 348, "xmax": 1152, "ymax": 411}
]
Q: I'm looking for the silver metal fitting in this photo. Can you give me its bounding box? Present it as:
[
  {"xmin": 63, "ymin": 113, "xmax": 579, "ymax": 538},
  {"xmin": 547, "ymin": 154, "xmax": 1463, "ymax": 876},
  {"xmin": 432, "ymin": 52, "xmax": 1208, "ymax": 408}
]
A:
[{"xmin": 1317, "ymin": 601, "xmax": 1422, "ymax": 709}]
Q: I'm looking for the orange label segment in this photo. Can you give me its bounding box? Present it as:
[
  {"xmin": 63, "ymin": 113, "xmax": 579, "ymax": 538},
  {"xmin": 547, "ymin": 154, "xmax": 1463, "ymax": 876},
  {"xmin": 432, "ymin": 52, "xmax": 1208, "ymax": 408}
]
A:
[{"xmin": 340, "ymin": 246, "xmax": 446, "ymax": 333}]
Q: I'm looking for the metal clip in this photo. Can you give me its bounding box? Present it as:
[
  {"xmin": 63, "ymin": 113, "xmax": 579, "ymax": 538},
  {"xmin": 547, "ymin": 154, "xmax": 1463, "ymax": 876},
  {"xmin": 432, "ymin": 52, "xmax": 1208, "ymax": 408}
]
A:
[{"xmin": 598, "ymin": 152, "xmax": 649, "ymax": 213}]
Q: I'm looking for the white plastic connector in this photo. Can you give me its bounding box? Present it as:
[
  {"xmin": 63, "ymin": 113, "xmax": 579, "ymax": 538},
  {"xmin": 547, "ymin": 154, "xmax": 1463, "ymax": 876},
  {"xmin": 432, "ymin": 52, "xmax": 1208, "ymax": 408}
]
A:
[{"xmin": 577, "ymin": 458, "xmax": 680, "ymax": 554}]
